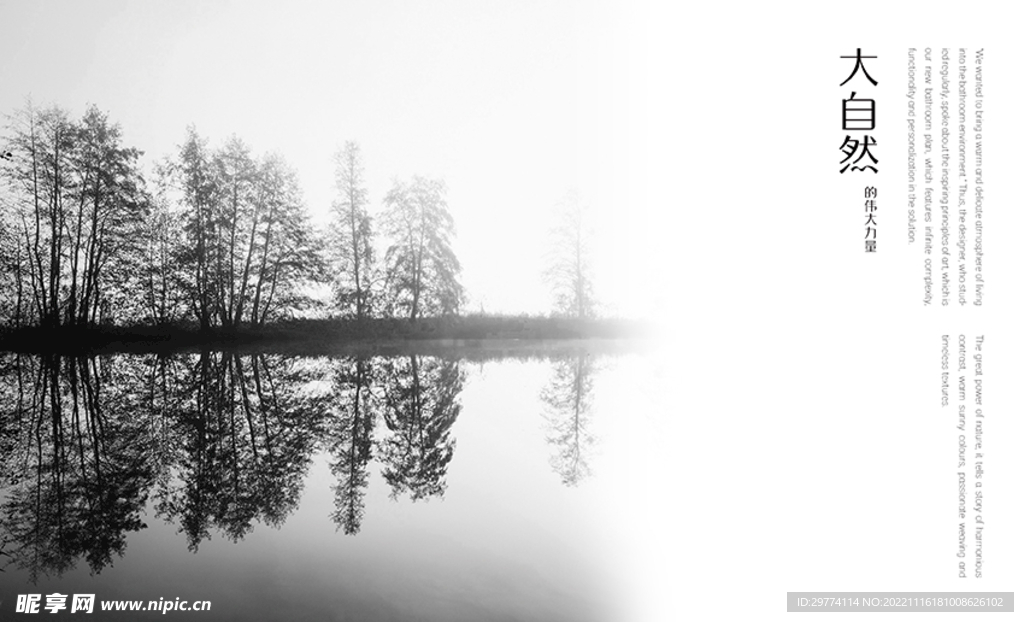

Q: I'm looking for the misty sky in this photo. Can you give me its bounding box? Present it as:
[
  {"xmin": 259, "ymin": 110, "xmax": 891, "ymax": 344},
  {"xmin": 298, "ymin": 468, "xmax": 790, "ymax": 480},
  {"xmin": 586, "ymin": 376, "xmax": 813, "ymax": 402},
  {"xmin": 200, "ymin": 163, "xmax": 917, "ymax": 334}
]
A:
[{"xmin": 0, "ymin": 0, "xmax": 655, "ymax": 318}]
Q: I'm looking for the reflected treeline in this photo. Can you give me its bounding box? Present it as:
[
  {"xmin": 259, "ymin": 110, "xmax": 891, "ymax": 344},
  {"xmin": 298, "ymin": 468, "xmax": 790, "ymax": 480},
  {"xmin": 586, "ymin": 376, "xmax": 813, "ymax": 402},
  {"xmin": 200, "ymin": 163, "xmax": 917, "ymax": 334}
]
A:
[
  {"xmin": 541, "ymin": 354, "xmax": 596, "ymax": 487},
  {"xmin": 0, "ymin": 350, "xmax": 595, "ymax": 578},
  {"xmin": 0, "ymin": 351, "xmax": 470, "ymax": 576},
  {"xmin": 323, "ymin": 355, "xmax": 464, "ymax": 534},
  {"xmin": 0, "ymin": 354, "xmax": 156, "ymax": 581},
  {"xmin": 148, "ymin": 353, "xmax": 330, "ymax": 551}
]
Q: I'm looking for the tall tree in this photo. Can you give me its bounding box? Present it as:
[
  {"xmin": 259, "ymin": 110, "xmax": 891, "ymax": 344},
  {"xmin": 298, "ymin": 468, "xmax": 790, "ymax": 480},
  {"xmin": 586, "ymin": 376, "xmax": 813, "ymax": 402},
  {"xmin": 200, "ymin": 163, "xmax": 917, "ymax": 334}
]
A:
[
  {"xmin": 66, "ymin": 106, "xmax": 148, "ymax": 326},
  {"xmin": 139, "ymin": 169, "xmax": 187, "ymax": 325},
  {"xmin": 210, "ymin": 136, "xmax": 258, "ymax": 328},
  {"xmin": 171, "ymin": 126, "xmax": 218, "ymax": 331},
  {"xmin": 165, "ymin": 129, "xmax": 326, "ymax": 329},
  {"xmin": 380, "ymin": 176, "xmax": 462, "ymax": 320},
  {"xmin": 246, "ymin": 154, "xmax": 325, "ymax": 325},
  {"xmin": 330, "ymin": 142, "xmax": 374, "ymax": 321},
  {"xmin": 1, "ymin": 103, "xmax": 148, "ymax": 328},
  {"xmin": 4, "ymin": 104, "xmax": 76, "ymax": 328},
  {"xmin": 544, "ymin": 190, "xmax": 595, "ymax": 319},
  {"xmin": 0, "ymin": 187, "xmax": 29, "ymax": 326}
]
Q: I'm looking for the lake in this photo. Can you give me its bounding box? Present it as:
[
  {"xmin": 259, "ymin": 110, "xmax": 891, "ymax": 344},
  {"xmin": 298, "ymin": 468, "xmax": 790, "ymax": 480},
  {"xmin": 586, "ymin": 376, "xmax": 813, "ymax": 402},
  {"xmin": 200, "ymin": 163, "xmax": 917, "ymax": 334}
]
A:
[{"xmin": 0, "ymin": 341, "xmax": 666, "ymax": 621}]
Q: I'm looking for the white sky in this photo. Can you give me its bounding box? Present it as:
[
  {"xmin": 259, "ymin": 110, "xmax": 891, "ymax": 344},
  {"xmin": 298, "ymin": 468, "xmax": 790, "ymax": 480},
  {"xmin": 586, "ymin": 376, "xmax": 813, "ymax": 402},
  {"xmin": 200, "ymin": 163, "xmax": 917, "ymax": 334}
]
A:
[{"xmin": 0, "ymin": 0, "xmax": 655, "ymax": 319}]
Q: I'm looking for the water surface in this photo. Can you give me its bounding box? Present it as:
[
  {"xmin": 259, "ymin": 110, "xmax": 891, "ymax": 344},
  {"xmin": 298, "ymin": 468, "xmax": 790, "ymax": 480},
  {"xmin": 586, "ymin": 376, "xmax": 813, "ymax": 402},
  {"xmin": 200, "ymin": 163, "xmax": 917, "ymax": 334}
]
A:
[{"xmin": 0, "ymin": 342, "xmax": 656, "ymax": 621}]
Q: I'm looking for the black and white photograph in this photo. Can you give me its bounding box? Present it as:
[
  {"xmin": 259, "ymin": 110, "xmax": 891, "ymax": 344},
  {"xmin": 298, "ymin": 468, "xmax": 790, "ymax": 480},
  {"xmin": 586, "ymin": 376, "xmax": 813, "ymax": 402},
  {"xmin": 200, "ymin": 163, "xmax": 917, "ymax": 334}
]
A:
[{"xmin": 0, "ymin": 1, "xmax": 1021, "ymax": 620}]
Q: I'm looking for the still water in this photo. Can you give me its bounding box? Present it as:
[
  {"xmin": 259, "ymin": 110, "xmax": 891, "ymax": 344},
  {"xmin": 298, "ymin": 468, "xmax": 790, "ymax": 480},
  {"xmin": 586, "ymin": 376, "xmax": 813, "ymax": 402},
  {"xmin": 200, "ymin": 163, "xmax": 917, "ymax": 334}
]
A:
[{"xmin": 0, "ymin": 342, "xmax": 662, "ymax": 621}]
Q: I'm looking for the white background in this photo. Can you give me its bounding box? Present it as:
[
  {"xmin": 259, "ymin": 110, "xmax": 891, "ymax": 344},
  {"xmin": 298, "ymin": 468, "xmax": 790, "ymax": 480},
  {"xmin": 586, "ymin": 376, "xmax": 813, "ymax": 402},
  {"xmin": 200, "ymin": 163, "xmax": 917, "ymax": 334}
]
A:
[{"xmin": 632, "ymin": 1, "xmax": 1022, "ymax": 620}]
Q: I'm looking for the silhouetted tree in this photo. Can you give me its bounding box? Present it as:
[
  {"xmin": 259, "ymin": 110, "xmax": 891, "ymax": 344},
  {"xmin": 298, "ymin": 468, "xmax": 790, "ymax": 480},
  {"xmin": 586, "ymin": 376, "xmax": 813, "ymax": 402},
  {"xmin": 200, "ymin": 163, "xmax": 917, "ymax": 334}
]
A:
[
  {"xmin": 0, "ymin": 203, "xmax": 28, "ymax": 326},
  {"xmin": 380, "ymin": 177, "xmax": 463, "ymax": 320},
  {"xmin": 164, "ymin": 128, "xmax": 326, "ymax": 328},
  {"xmin": 139, "ymin": 173, "xmax": 188, "ymax": 324},
  {"xmin": 246, "ymin": 154, "xmax": 326, "ymax": 325},
  {"xmin": 67, "ymin": 106, "xmax": 149, "ymax": 325},
  {"xmin": 209, "ymin": 136, "xmax": 258, "ymax": 328},
  {"xmin": 0, "ymin": 103, "xmax": 149, "ymax": 328},
  {"xmin": 168, "ymin": 126, "xmax": 218, "ymax": 330},
  {"xmin": 330, "ymin": 141, "xmax": 375, "ymax": 321}
]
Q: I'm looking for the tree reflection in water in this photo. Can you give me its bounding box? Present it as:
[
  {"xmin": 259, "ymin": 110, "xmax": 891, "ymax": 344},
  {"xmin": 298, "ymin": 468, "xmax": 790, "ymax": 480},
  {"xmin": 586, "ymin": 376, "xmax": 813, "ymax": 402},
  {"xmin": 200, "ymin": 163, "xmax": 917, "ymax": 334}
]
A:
[
  {"xmin": 0, "ymin": 354, "xmax": 155, "ymax": 580},
  {"xmin": 151, "ymin": 352, "xmax": 330, "ymax": 551},
  {"xmin": 540, "ymin": 354, "xmax": 596, "ymax": 487},
  {"xmin": 322, "ymin": 353, "xmax": 466, "ymax": 536},
  {"xmin": 0, "ymin": 348, "xmax": 604, "ymax": 578},
  {"xmin": 325, "ymin": 356, "xmax": 379, "ymax": 535},
  {"xmin": 377, "ymin": 355, "xmax": 464, "ymax": 501}
]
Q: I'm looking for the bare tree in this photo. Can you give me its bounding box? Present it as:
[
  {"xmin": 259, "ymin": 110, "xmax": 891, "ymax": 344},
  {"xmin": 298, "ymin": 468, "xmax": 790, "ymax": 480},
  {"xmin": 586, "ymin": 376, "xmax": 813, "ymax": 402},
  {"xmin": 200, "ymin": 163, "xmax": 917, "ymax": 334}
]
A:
[{"xmin": 544, "ymin": 190, "xmax": 595, "ymax": 319}]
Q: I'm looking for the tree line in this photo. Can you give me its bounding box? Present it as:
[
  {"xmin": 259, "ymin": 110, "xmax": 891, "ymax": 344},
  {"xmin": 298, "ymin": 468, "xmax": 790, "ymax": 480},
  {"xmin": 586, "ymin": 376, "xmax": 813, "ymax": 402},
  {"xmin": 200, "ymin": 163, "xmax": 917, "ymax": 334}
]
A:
[
  {"xmin": 0, "ymin": 103, "xmax": 466, "ymax": 330},
  {"xmin": 0, "ymin": 102, "xmax": 598, "ymax": 332}
]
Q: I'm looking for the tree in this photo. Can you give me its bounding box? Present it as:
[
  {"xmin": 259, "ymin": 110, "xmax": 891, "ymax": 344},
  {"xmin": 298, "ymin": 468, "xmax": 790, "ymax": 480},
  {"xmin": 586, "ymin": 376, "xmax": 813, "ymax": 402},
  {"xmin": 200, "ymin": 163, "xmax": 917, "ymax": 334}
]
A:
[
  {"xmin": 0, "ymin": 177, "xmax": 28, "ymax": 326},
  {"xmin": 165, "ymin": 128, "xmax": 326, "ymax": 329},
  {"xmin": 330, "ymin": 141, "xmax": 375, "ymax": 321},
  {"xmin": 170, "ymin": 125, "xmax": 218, "ymax": 330},
  {"xmin": 380, "ymin": 176, "xmax": 463, "ymax": 320},
  {"xmin": 66, "ymin": 106, "xmax": 149, "ymax": 326},
  {"xmin": 4, "ymin": 103, "xmax": 76, "ymax": 329},
  {"xmin": 544, "ymin": 190, "xmax": 595, "ymax": 319},
  {"xmin": 139, "ymin": 169, "xmax": 188, "ymax": 325},
  {"xmin": 0, "ymin": 103, "xmax": 148, "ymax": 329},
  {"xmin": 210, "ymin": 136, "xmax": 258, "ymax": 328},
  {"xmin": 245, "ymin": 154, "xmax": 326, "ymax": 325}
]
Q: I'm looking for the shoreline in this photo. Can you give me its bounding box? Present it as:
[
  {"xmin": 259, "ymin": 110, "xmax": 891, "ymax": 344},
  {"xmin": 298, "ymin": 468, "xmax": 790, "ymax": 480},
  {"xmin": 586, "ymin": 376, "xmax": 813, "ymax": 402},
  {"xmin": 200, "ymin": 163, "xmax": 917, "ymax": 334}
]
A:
[{"xmin": 0, "ymin": 316, "xmax": 654, "ymax": 355}]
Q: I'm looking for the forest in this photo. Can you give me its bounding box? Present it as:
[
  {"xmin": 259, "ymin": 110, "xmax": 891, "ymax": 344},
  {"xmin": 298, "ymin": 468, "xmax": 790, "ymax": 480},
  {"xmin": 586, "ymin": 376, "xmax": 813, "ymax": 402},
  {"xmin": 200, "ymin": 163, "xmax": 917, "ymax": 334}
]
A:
[{"xmin": 0, "ymin": 103, "xmax": 630, "ymax": 352}]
